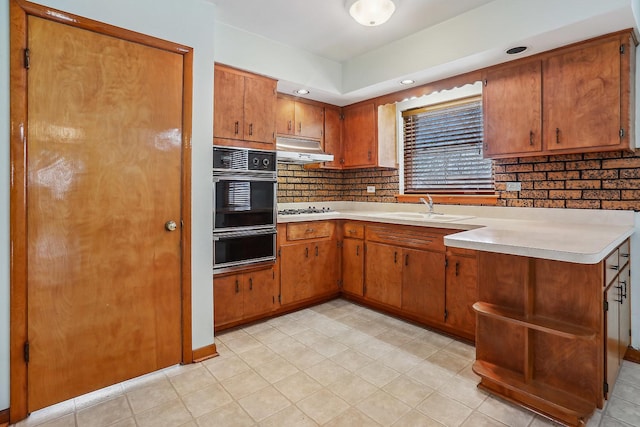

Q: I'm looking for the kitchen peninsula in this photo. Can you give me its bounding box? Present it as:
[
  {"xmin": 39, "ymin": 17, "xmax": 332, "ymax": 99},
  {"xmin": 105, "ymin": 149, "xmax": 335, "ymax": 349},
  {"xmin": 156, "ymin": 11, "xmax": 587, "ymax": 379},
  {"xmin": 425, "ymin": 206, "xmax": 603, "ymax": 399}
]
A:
[{"xmin": 275, "ymin": 202, "xmax": 635, "ymax": 426}]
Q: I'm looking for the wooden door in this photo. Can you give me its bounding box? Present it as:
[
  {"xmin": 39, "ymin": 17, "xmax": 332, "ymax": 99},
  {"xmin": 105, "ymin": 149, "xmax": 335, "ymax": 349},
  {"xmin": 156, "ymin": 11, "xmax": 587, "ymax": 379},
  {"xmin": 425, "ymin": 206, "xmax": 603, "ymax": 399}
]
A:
[
  {"xmin": 214, "ymin": 66, "xmax": 245, "ymax": 140},
  {"xmin": 243, "ymin": 268, "xmax": 276, "ymax": 318},
  {"xmin": 483, "ymin": 61, "xmax": 542, "ymax": 157},
  {"xmin": 276, "ymin": 97, "xmax": 295, "ymax": 136},
  {"xmin": 312, "ymin": 239, "xmax": 339, "ymax": 296},
  {"xmin": 543, "ymin": 38, "xmax": 621, "ymax": 151},
  {"xmin": 445, "ymin": 253, "xmax": 478, "ymax": 336},
  {"xmin": 25, "ymin": 15, "xmax": 184, "ymax": 411},
  {"xmin": 402, "ymin": 249, "xmax": 445, "ymax": 323},
  {"xmin": 214, "ymin": 274, "xmax": 244, "ymax": 328},
  {"xmin": 342, "ymin": 103, "xmax": 376, "ymax": 168},
  {"xmin": 295, "ymin": 102, "xmax": 324, "ymax": 139},
  {"xmin": 342, "ymin": 239, "xmax": 363, "ymax": 296},
  {"xmin": 322, "ymin": 107, "xmax": 343, "ymax": 169},
  {"xmin": 364, "ymin": 242, "xmax": 402, "ymax": 307},
  {"xmin": 280, "ymin": 243, "xmax": 313, "ymax": 305},
  {"xmin": 244, "ymin": 75, "xmax": 277, "ymax": 145}
]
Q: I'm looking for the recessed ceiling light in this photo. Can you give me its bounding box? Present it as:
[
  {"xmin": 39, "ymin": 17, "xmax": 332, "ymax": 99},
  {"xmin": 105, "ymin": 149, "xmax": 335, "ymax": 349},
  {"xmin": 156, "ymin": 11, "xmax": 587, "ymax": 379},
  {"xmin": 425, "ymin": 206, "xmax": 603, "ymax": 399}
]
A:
[
  {"xmin": 400, "ymin": 79, "xmax": 415, "ymax": 85},
  {"xmin": 506, "ymin": 46, "xmax": 527, "ymax": 55},
  {"xmin": 294, "ymin": 89, "xmax": 310, "ymax": 95}
]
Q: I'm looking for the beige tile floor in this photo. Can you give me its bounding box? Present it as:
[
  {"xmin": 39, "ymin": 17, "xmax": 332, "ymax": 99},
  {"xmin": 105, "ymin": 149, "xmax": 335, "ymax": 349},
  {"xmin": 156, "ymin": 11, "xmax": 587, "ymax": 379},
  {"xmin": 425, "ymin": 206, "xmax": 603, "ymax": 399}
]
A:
[{"xmin": 11, "ymin": 299, "xmax": 640, "ymax": 427}]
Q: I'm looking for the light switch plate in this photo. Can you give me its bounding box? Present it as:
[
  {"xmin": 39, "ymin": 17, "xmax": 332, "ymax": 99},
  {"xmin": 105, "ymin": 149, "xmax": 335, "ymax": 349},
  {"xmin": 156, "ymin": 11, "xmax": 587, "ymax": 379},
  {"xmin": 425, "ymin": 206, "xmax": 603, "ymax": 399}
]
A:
[
  {"xmin": 506, "ymin": 182, "xmax": 522, "ymax": 191},
  {"xmin": 367, "ymin": 186, "xmax": 376, "ymax": 193}
]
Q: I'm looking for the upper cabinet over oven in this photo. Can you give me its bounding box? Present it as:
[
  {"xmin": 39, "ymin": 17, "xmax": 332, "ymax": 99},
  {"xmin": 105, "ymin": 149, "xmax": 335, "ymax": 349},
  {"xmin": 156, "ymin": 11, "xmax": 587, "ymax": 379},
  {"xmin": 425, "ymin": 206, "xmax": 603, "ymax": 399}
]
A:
[
  {"xmin": 483, "ymin": 30, "xmax": 636, "ymax": 159},
  {"xmin": 214, "ymin": 63, "xmax": 277, "ymax": 149}
]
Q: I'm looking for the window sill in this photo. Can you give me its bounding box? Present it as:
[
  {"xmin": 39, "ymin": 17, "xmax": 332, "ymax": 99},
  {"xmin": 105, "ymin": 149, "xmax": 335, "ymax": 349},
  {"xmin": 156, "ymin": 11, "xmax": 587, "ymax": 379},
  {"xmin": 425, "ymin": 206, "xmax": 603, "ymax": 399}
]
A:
[{"xmin": 395, "ymin": 194, "xmax": 499, "ymax": 206}]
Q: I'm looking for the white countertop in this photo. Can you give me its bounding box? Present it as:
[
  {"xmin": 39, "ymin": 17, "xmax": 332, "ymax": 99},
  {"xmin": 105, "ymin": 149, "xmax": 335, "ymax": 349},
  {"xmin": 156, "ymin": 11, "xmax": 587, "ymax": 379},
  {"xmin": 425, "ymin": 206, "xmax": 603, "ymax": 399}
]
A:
[{"xmin": 277, "ymin": 204, "xmax": 635, "ymax": 264}]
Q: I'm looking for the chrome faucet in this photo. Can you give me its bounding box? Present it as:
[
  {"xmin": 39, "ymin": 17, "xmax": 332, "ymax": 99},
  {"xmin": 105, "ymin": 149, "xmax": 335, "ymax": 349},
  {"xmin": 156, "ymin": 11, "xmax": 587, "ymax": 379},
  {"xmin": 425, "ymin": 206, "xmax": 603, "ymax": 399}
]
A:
[{"xmin": 419, "ymin": 195, "xmax": 434, "ymax": 214}]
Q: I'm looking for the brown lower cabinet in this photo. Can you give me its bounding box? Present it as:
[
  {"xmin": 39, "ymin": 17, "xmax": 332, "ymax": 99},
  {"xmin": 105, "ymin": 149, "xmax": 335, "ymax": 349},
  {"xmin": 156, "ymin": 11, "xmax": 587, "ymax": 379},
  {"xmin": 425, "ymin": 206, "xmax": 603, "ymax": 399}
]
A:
[
  {"xmin": 213, "ymin": 265, "xmax": 277, "ymax": 331},
  {"xmin": 472, "ymin": 238, "xmax": 631, "ymax": 427}
]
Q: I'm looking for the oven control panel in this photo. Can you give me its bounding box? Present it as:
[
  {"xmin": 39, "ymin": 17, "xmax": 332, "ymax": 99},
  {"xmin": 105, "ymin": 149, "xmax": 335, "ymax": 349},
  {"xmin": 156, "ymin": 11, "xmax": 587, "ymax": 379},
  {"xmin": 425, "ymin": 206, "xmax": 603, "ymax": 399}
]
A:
[
  {"xmin": 213, "ymin": 146, "xmax": 276, "ymax": 172},
  {"xmin": 248, "ymin": 151, "xmax": 275, "ymax": 171}
]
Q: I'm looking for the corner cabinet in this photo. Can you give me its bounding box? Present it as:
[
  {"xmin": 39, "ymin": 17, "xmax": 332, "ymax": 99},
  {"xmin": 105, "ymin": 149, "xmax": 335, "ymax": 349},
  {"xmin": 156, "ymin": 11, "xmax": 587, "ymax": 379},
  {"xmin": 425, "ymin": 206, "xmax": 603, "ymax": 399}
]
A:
[
  {"xmin": 340, "ymin": 221, "xmax": 365, "ymax": 296},
  {"xmin": 340, "ymin": 102, "xmax": 396, "ymax": 169},
  {"xmin": 483, "ymin": 30, "xmax": 636, "ymax": 158},
  {"xmin": 472, "ymin": 238, "xmax": 631, "ymax": 426},
  {"xmin": 214, "ymin": 64, "xmax": 277, "ymax": 149}
]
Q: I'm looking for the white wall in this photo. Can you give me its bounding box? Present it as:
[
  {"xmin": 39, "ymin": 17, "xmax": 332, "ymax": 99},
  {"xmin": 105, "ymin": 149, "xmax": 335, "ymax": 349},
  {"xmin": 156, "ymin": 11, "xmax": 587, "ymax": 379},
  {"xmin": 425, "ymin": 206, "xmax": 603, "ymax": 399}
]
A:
[{"xmin": 0, "ymin": 0, "xmax": 216, "ymax": 410}]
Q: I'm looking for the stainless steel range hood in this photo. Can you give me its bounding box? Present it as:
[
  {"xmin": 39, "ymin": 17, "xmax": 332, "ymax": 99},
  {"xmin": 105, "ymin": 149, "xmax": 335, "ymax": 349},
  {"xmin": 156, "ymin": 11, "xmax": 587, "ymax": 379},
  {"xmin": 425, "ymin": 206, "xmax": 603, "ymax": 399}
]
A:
[{"xmin": 276, "ymin": 136, "xmax": 334, "ymax": 164}]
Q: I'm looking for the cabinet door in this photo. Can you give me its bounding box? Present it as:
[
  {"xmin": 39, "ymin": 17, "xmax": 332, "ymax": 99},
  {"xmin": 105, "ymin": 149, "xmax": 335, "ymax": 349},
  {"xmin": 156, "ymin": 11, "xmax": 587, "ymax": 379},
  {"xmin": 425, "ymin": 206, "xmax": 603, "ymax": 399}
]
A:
[
  {"xmin": 214, "ymin": 67, "xmax": 245, "ymax": 140},
  {"xmin": 543, "ymin": 38, "xmax": 621, "ymax": 151},
  {"xmin": 244, "ymin": 76, "xmax": 277, "ymax": 145},
  {"xmin": 342, "ymin": 238, "xmax": 363, "ymax": 296},
  {"xmin": 295, "ymin": 102, "xmax": 324, "ymax": 139},
  {"xmin": 311, "ymin": 239, "xmax": 340, "ymax": 296},
  {"xmin": 214, "ymin": 274, "xmax": 243, "ymax": 328},
  {"xmin": 323, "ymin": 107, "xmax": 343, "ymax": 169},
  {"xmin": 280, "ymin": 243, "xmax": 313, "ymax": 305},
  {"xmin": 445, "ymin": 254, "xmax": 478, "ymax": 336},
  {"xmin": 484, "ymin": 61, "xmax": 542, "ymax": 157},
  {"xmin": 343, "ymin": 103, "xmax": 376, "ymax": 168},
  {"xmin": 402, "ymin": 248, "xmax": 445, "ymax": 323},
  {"xmin": 619, "ymin": 266, "xmax": 631, "ymax": 359},
  {"xmin": 276, "ymin": 97, "xmax": 295, "ymax": 136},
  {"xmin": 364, "ymin": 242, "xmax": 402, "ymax": 307},
  {"xmin": 605, "ymin": 282, "xmax": 621, "ymax": 398},
  {"xmin": 243, "ymin": 268, "xmax": 276, "ymax": 318}
]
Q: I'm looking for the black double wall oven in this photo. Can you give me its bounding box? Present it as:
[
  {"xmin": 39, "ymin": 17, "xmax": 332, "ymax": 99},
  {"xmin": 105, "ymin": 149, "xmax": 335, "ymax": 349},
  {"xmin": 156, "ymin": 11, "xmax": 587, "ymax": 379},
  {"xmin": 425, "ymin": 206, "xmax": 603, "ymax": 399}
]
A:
[{"xmin": 213, "ymin": 146, "xmax": 277, "ymax": 272}]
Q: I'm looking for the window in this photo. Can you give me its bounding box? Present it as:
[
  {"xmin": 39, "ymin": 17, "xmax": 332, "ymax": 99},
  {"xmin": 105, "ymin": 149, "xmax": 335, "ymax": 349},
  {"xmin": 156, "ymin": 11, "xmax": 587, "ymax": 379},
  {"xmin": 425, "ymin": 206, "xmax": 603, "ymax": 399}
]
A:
[{"xmin": 402, "ymin": 95, "xmax": 493, "ymax": 193}]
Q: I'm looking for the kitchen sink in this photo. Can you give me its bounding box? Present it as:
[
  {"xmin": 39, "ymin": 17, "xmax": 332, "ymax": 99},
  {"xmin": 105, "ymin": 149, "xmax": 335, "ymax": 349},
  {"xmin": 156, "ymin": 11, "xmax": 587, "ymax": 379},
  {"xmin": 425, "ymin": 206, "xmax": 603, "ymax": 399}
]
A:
[{"xmin": 369, "ymin": 212, "xmax": 474, "ymax": 222}]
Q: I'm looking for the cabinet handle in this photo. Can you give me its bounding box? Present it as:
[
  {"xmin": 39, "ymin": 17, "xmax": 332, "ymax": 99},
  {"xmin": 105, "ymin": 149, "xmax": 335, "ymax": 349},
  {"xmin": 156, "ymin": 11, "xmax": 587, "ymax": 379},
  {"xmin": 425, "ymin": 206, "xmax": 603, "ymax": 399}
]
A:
[
  {"xmin": 348, "ymin": 229, "xmax": 357, "ymax": 234},
  {"xmin": 621, "ymin": 253, "xmax": 630, "ymax": 258},
  {"xmin": 315, "ymin": 245, "xmax": 319, "ymax": 257},
  {"xmin": 620, "ymin": 279, "xmax": 628, "ymax": 298},
  {"xmin": 235, "ymin": 279, "xmax": 239, "ymax": 293},
  {"xmin": 610, "ymin": 265, "xmax": 619, "ymax": 271},
  {"xmin": 615, "ymin": 285, "xmax": 623, "ymax": 303},
  {"xmin": 356, "ymin": 245, "xmax": 359, "ymax": 256},
  {"xmin": 368, "ymin": 150, "xmax": 372, "ymax": 160},
  {"xmin": 529, "ymin": 131, "xmax": 534, "ymax": 146},
  {"xmin": 455, "ymin": 261, "xmax": 460, "ymax": 276},
  {"xmin": 249, "ymin": 277, "xmax": 253, "ymax": 291},
  {"xmin": 298, "ymin": 122, "xmax": 302, "ymax": 134},
  {"xmin": 249, "ymin": 123, "xmax": 253, "ymax": 136},
  {"xmin": 405, "ymin": 254, "xmax": 409, "ymax": 266},
  {"xmin": 555, "ymin": 128, "xmax": 560, "ymax": 144},
  {"xmin": 305, "ymin": 247, "xmax": 309, "ymax": 258},
  {"xmin": 234, "ymin": 121, "xmax": 239, "ymax": 135},
  {"xmin": 305, "ymin": 228, "xmax": 315, "ymax": 233},
  {"xmin": 288, "ymin": 120, "xmax": 292, "ymax": 131},
  {"xmin": 394, "ymin": 251, "xmax": 397, "ymax": 264}
]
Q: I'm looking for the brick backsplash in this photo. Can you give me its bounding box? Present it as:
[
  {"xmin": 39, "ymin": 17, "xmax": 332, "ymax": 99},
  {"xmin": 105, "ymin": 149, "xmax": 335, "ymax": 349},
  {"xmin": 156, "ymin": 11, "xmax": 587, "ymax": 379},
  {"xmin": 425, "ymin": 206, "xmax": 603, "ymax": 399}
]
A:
[
  {"xmin": 278, "ymin": 149, "xmax": 640, "ymax": 211},
  {"xmin": 494, "ymin": 149, "xmax": 640, "ymax": 210}
]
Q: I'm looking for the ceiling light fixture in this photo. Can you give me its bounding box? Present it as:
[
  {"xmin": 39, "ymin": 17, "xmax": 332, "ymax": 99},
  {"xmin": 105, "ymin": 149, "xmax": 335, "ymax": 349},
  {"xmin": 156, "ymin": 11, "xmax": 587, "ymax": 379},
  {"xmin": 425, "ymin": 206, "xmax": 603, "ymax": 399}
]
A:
[
  {"xmin": 294, "ymin": 89, "xmax": 310, "ymax": 95},
  {"xmin": 346, "ymin": 0, "xmax": 396, "ymax": 27},
  {"xmin": 400, "ymin": 79, "xmax": 415, "ymax": 85}
]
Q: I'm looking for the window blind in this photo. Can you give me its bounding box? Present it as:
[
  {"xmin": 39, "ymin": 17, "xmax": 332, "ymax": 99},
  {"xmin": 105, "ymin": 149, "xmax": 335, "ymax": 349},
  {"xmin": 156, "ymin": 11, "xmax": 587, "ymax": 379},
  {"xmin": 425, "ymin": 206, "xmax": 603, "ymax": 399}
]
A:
[{"xmin": 403, "ymin": 97, "xmax": 493, "ymax": 192}]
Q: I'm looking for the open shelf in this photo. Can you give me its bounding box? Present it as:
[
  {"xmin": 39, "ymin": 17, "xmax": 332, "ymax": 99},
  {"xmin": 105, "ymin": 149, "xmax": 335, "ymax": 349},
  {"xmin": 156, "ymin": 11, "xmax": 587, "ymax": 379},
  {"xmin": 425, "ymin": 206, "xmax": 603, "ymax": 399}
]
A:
[
  {"xmin": 473, "ymin": 360, "xmax": 596, "ymax": 426},
  {"xmin": 473, "ymin": 302, "xmax": 597, "ymax": 340}
]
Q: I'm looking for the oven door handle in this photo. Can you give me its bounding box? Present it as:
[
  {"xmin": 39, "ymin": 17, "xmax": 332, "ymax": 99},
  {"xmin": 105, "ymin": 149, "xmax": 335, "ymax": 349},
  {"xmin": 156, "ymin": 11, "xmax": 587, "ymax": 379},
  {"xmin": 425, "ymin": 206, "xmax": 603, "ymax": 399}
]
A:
[
  {"xmin": 213, "ymin": 173, "xmax": 276, "ymax": 183},
  {"xmin": 213, "ymin": 228, "xmax": 277, "ymax": 240}
]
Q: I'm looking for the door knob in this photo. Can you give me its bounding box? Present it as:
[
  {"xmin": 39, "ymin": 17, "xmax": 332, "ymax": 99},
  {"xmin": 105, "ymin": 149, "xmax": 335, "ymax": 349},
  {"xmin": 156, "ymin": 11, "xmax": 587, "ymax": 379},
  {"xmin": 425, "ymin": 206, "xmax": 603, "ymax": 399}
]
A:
[{"xmin": 165, "ymin": 220, "xmax": 177, "ymax": 231}]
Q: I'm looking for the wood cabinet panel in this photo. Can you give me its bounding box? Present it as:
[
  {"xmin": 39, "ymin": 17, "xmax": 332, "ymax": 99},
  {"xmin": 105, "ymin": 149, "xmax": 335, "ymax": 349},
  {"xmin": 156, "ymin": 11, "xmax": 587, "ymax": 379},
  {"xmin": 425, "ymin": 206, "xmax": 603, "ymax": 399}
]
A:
[
  {"xmin": 244, "ymin": 76, "xmax": 277, "ymax": 144},
  {"xmin": 543, "ymin": 38, "xmax": 621, "ymax": 151},
  {"xmin": 214, "ymin": 68, "xmax": 244, "ymax": 141},
  {"xmin": 314, "ymin": 239, "xmax": 340, "ymax": 295},
  {"xmin": 342, "ymin": 102, "xmax": 376, "ymax": 168},
  {"xmin": 364, "ymin": 242, "xmax": 402, "ymax": 307},
  {"xmin": 322, "ymin": 107, "xmax": 342, "ymax": 169},
  {"xmin": 276, "ymin": 97, "xmax": 295, "ymax": 136},
  {"xmin": 483, "ymin": 60, "xmax": 542, "ymax": 156},
  {"xmin": 445, "ymin": 252, "xmax": 477, "ymax": 336},
  {"xmin": 286, "ymin": 221, "xmax": 334, "ymax": 240},
  {"xmin": 342, "ymin": 238, "xmax": 364, "ymax": 296},
  {"xmin": 280, "ymin": 243, "xmax": 314, "ymax": 305},
  {"xmin": 295, "ymin": 102, "xmax": 324, "ymax": 139},
  {"xmin": 243, "ymin": 268, "xmax": 275, "ymax": 318},
  {"xmin": 213, "ymin": 274, "xmax": 243, "ymax": 327},
  {"xmin": 605, "ymin": 281, "xmax": 621, "ymax": 399},
  {"xmin": 402, "ymin": 248, "xmax": 445, "ymax": 323}
]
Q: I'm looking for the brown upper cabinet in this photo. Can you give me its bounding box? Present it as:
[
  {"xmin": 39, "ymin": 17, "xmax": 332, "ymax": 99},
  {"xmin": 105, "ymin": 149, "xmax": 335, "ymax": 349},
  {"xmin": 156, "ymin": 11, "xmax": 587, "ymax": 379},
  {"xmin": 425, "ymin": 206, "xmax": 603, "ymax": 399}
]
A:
[
  {"xmin": 276, "ymin": 95, "xmax": 324, "ymax": 140},
  {"xmin": 483, "ymin": 31, "xmax": 636, "ymax": 158},
  {"xmin": 214, "ymin": 63, "xmax": 277, "ymax": 148},
  {"xmin": 322, "ymin": 106, "xmax": 343, "ymax": 169}
]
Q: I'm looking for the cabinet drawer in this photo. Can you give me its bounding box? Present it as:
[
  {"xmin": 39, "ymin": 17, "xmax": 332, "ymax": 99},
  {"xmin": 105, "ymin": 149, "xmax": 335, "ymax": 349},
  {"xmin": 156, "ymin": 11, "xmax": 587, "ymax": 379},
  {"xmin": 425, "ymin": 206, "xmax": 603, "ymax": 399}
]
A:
[
  {"xmin": 446, "ymin": 247, "xmax": 477, "ymax": 258},
  {"xmin": 366, "ymin": 224, "xmax": 447, "ymax": 252},
  {"xmin": 604, "ymin": 249, "xmax": 619, "ymax": 286},
  {"xmin": 342, "ymin": 222, "xmax": 364, "ymax": 239},
  {"xmin": 286, "ymin": 221, "xmax": 334, "ymax": 241},
  {"xmin": 618, "ymin": 239, "xmax": 630, "ymax": 269}
]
